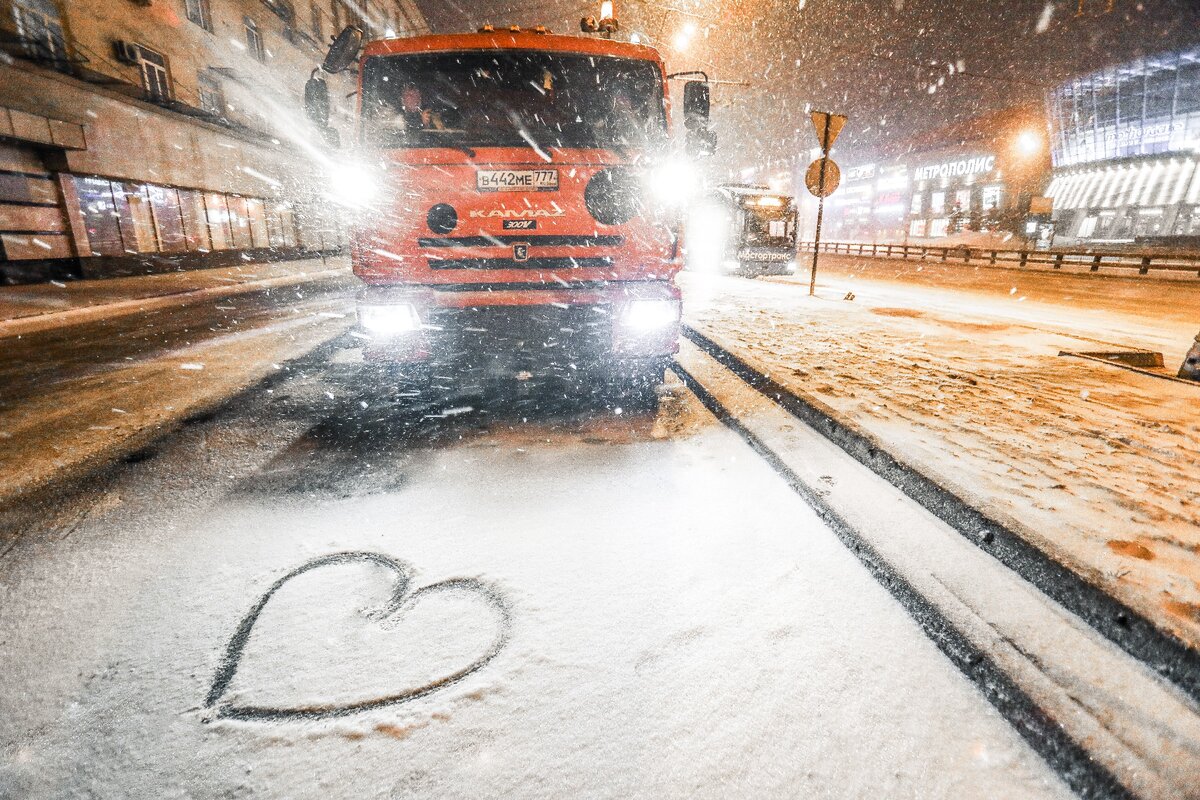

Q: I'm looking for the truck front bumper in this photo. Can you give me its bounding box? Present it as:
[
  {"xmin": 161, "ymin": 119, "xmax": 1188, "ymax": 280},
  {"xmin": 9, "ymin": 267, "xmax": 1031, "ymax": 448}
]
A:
[{"xmin": 355, "ymin": 282, "xmax": 681, "ymax": 373}]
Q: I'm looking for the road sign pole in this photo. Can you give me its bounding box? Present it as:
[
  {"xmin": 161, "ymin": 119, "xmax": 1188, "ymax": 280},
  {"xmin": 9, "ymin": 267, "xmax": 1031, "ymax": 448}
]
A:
[{"xmin": 809, "ymin": 115, "xmax": 831, "ymax": 297}]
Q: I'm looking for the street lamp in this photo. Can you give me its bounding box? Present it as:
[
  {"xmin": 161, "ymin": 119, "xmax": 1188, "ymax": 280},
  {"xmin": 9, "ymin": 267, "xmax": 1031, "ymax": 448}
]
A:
[{"xmin": 1015, "ymin": 129, "xmax": 1042, "ymax": 157}]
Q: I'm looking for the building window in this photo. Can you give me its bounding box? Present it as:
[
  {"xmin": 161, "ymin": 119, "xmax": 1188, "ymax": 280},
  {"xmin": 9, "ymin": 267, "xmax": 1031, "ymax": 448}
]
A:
[
  {"xmin": 204, "ymin": 193, "xmax": 232, "ymax": 249},
  {"xmin": 928, "ymin": 218, "xmax": 950, "ymax": 237},
  {"xmin": 227, "ymin": 196, "xmax": 253, "ymax": 248},
  {"xmin": 245, "ymin": 197, "xmax": 269, "ymax": 247},
  {"xmin": 128, "ymin": 44, "xmax": 171, "ymax": 102},
  {"xmin": 244, "ymin": 17, "xmax": 265, "ymax": 61},
  {"xmin": 909, "ymin": 194, "xmax": 922, "ymax": 215},
  {"xmin": 198, "ymin": 73, "xmax": 225, "ymax": 117},
  {"xmin": 930, "ymin": 191, "xmax": 945, "ymax": 214},
  {"xmin": 184, "ymin": 0, "xmax": 212, "ymax": 32},
  {"xmin": 1077, "ymin": 215, "xmax": 1098, "ymax": 238},
  {"xmin": 73, "ymin": 176, "xmax": 124, "ymax": 257},
  {"xmin": 123, "ymin": 185, "xmax": 159, "ymax": 252},
  {"xmin": 146, "ymin": 185, "xmax": 186, "ymax": 252},
  {"xmin": 12, "ymin": 0, "xmax": 68, "ymax": 63},
  {"xmin": 310, "ymin": 2, "xmax": 323, "ymax": 41},
  {"xmin": 177, "ymin": 190, "xmax": 212, "ymax": 251},
  {"xmin": 981, "ymin": 185, "xmax": 1003, "ymax": 210}
]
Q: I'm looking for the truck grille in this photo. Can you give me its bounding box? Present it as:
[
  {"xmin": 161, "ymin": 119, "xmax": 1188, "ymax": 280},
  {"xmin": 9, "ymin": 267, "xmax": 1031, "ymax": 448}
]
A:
[
  {"xmin": 428, "ymin": 257, "xmax": 613, "ymax": 270},
  {"xmin": 418, "ymin": 235, "xmax": 623, "ymax": 247}
]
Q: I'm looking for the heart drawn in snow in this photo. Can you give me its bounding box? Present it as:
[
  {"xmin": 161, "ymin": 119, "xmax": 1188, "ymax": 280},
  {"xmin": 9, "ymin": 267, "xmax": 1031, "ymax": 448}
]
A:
[{"xmin": 205, "ymin": 551, "xmax": 511, "ymax": 721}]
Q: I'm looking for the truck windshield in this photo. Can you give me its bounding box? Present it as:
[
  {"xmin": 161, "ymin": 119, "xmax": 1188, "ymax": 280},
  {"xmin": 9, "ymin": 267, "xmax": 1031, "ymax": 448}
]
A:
[{"xmin": 360, "ymin": 51, "xmax": 667, "ymax": 152}]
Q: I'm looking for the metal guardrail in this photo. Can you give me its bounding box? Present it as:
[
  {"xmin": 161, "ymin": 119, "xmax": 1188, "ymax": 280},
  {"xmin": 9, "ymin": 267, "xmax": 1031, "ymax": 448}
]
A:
[{"xmin": 799, "ymin": 241, "xmax": 1200, "ymax": 276}]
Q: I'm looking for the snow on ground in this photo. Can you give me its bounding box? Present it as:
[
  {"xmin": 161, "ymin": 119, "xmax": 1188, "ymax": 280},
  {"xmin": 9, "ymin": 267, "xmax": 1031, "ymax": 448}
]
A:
[
  {"xmin": 0, "ymin": 289, "xmax": 353, "ymax": 510},
  {"xmin": 681, "ymin": 265, "xmax": 1200, "ymax": 649},
  {"xmin": 0, "ymin": 364, "xmax": 1071, "ymax": 798}
]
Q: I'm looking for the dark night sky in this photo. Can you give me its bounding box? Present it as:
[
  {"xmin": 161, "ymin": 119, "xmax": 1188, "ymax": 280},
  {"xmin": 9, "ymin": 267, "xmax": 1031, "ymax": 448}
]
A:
[{"xmin": 414, "ymin": 0, "xmax": 1200, "ymax": 176}]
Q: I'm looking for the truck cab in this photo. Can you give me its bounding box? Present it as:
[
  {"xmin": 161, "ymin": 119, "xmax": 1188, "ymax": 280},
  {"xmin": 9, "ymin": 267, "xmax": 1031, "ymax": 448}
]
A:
[{"xmin": 313, "ymin": 26, "xmax": 710, "ymax": 402}]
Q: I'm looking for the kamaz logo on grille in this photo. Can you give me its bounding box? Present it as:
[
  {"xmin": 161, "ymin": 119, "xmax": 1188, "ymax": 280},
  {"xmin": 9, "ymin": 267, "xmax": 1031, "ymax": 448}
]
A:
[
  {"xmin": 513, "ymin": 243, "xmax": 530, "ymax": 262},
  {"xmin": 503, "ymin": 219, "xmax": 537, "ymax": 230},
  {"xmin": 468, "ymin": 208, "xmax": 565, "ymax": 218}
]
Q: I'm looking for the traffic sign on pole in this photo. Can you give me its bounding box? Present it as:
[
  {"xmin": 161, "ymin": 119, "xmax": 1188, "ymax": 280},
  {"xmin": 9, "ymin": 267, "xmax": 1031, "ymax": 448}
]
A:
[
  {"xmin": 805, "ymin": 157, "xmax": 840, "ymax": 197},
  {"xmin": 806, "ymin": 110, "xmax": 847, "ymax": 296},
  {"xmin": 809, "ymin": 111, "xmax": 847, "ymax": 150}
]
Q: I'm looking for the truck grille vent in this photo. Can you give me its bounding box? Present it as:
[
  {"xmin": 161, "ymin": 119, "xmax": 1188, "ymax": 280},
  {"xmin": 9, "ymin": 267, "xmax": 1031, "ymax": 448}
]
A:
[{"xmin": 428, "ymin": 257, "xmax": 614, "ymax": 270}]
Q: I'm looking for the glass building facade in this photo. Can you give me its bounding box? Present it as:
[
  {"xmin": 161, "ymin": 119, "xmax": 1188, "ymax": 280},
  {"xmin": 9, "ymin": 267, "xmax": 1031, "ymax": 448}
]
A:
[{"xmin": 1045, "ymin": 47, "xmax": 1200, "ymax": 245}]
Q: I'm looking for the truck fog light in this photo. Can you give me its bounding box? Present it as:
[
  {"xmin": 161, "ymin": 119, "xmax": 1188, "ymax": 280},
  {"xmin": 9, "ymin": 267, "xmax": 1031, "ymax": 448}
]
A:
[
  {"xmin": 358, "ymin": 303, "xmax": 421, "ymax": 336},
  {"xmin": 620, "ymin": 299, "xmax": 680, "ymax": 331}
]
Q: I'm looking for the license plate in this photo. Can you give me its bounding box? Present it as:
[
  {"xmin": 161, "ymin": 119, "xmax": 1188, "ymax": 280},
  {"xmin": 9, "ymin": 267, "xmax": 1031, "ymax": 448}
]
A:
[{"xmin": 476, "ymin": 169, "xmax": 559, "ymax": 192}]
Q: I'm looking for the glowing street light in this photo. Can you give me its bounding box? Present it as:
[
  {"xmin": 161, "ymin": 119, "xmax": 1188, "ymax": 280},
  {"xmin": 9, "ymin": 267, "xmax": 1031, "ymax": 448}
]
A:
[{"xmin": 1015, "ymin": 129, "xmax": 1043, "ymax": 157}]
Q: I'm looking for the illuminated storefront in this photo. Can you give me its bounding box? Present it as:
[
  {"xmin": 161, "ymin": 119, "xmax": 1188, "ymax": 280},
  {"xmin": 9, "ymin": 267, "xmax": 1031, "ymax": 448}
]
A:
[
  {"xmin": 819, "ymin": 106, "xmax": 1047, "ymax": 243},
  {"xmin": 1044, "ymin": 46, "xmax": 1200, "ymax": 246},
  {"xmin": 906, "ymin": 152, "xmax": 1007, "ymax": 239},
  {"xmin": 822, "ymin": 149, "xmax": 1029, "ymax": 242}
]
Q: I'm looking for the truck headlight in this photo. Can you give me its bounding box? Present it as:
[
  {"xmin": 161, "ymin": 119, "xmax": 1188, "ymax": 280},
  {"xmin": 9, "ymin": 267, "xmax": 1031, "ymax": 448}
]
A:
[
  {"xmin": 329, "ymin": 163, "xmax": 379, "ymax": 209},
  {"xmin": 358, "ymin": 303, "xmax": 421, "ymax": 337},
  {"xmin": 646, "ymin": 158, "xmax": 700, "ymax": 207},
  {"xmin": 620, "ymin": 299, "xmax": 681, "ymax": 331}
]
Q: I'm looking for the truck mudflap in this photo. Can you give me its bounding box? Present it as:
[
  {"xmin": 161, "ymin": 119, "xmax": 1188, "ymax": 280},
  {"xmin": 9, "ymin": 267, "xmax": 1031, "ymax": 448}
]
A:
[{"xmin": 354, "ymin": 282, "xmax": 680, "ymax": 379}]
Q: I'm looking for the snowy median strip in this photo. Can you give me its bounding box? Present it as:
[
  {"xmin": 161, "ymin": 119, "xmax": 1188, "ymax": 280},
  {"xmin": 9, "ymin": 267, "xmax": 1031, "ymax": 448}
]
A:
[{"xmin": 673, "ymin": 338, "xmax": 1200, "ymax": 800}]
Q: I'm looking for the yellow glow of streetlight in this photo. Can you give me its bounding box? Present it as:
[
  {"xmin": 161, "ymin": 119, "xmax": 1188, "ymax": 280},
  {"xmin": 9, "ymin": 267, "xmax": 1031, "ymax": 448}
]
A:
[{"xmin": 1015, "ymin": 129, "xmax": 1042, "ymax": 157}]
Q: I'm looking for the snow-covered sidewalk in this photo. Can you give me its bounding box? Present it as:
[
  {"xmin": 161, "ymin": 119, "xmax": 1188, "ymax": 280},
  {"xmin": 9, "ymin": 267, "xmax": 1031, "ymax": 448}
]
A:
[
  {"xmin": 0, "ymin": 256, "xmax": 349, "ymax": 337},
  {"xmin": 681, "ymin": 271, "xmax": 1200, "ymax": 651}
]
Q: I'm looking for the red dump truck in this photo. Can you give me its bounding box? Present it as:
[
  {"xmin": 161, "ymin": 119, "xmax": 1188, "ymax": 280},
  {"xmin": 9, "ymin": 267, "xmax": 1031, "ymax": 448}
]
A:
[{"xmin": 306, "ymin": 19, "xmax": 714, "ymax": 402}]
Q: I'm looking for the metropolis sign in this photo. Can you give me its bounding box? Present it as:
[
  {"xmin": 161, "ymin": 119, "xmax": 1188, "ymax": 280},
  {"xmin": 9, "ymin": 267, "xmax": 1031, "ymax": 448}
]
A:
[{"xmin": 913, "ymin": 154, "xmax": 997, "ymax": 181}]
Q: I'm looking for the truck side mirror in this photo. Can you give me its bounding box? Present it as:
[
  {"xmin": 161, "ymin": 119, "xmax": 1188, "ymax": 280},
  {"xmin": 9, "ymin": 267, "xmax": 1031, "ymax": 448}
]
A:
[
  {"xmin": 304, "ymin": 71, "xmax": 330, "ymax": 128},
  {"xmin": 682, "ymin": 81, "xmax": 715, "ymax": 157},
  {"xmin": 322, "ymin": 26, "xmax": 363, "ymax": 74},
  {"xmin": 683, "ymin": 81, "xmax": 710, "ymax": 130},
  {"xmin": 304, "ymin": 71, "xmax": 341, "ymax": 148}
]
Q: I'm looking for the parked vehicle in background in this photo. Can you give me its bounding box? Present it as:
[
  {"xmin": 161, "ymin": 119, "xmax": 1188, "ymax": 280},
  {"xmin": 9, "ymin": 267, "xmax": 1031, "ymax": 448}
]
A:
[{"xmin": 685, "ymin": 184, "xmax": 798, "ymax": 277}]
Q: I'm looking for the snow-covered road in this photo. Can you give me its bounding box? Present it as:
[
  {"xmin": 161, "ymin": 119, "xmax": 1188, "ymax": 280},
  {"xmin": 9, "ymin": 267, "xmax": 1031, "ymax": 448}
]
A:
[{"xmin": 0, "ymin": 339, "xmax": 1070, "ymax": 798}]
